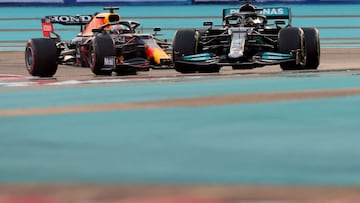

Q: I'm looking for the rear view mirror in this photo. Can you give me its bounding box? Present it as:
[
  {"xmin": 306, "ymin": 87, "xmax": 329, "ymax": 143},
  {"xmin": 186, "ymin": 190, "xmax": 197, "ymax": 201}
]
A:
[
  {"xmin": 275, "ymin": 20, "xmax": 286, "ymax": 25},
  {"xmin": 92, "ymin": 28, "xmax": 101, "ymax": 33},
  {"xmin": 203, "ymin": 21, "xmax": 213, "ymax": 26}
]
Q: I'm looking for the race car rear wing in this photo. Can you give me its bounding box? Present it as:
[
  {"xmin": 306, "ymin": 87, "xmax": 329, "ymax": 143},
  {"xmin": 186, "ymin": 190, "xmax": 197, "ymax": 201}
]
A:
[
  {"xmin": 44, "ymin": 15, "xmax": 93, "ymax": 25},
  {"xmin": 222, "ymin": 7, "xmax": 292, "ymax": 26},
  {"xmin": 41, "ymin": 15, "xmax": 93, "ymax": 37}
]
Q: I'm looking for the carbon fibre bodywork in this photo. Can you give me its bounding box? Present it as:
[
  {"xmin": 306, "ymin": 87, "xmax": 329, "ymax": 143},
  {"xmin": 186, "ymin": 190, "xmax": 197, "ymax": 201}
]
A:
[
  {"xmin": 172, "ymin": 0, "xmax": 320, "ymax": 73},
  {"xmin": 25, "ymin": 7, "xmax": 172, "ymax": 77}
]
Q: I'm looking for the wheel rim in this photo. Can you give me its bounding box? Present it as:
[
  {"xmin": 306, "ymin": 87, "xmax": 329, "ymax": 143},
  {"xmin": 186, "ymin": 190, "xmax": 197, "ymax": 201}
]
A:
[
  {"xmin": 88, "ymin": 44, "xmax": 95, "ymax": 68},
  {"xmin": 25, "ymin": 47, "xmax": 33, "ymax": 70}
]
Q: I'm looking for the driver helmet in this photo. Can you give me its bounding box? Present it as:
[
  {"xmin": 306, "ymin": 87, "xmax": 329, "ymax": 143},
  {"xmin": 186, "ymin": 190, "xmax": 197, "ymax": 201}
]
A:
[
  {"xmin": 110, "ymin": 24, "xmax": 130, "ymax": 34},
  {"xmin": 246, "ymin": 16, "xmax": 262, "ymax": 26},
  {"xmin": 239, "ymin": 4, "xmax": 256, "ymax": 12}
]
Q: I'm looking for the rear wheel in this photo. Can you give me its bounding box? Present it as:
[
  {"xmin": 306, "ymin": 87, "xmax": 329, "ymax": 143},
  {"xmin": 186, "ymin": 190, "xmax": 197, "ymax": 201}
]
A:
[
  {"xmin": 302, "ymin": 27, "xmax": 320, "ymax": 69},
  {"xmin": 89, "ymin": 35, "xmax": 115, "ymax": 76},
  {"xmin": 278, "ymin": 27, "xmax": 306, "ymax": 70},
  {"xmin": 25, "ymin": 38, "xmax": 58, "ymax": 77}
]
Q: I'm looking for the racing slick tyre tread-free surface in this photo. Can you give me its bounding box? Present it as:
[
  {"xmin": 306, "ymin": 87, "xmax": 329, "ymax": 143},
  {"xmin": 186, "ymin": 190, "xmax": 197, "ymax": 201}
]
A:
[
  {"xmin": 173, "ymin": 29, "xmax": 220, "ymax": 73},
  {"xmin": 278, "ymin": 27, "xmax": 306, "ymax": 71},
  {"xmin": 25, "ymin": 38, "xmax": 58, "ymax": 77},
  {"xmin": 302, "ymin": 27, "xmax": 320, "ymax": 70},
  {"xmin": 89, "ymin": 34, "xmax": 115, "ymax": 76},
  {"xmin": 172, "ymin": 29, "xmax": 198, "ymax": 73}
]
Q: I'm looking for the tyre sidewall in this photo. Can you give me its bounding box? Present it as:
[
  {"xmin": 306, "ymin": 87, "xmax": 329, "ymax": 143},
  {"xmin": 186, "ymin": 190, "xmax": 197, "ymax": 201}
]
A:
[
  {"xmin": 278, "ymin": 27, "xmax": 306, "ymax": 70},
  {"xmin": 89, "ymin": 35, "xmax": 115, "ymax": 76},
  {"xmin": 303, "ymin": 27, "xmax": 320, "ymax": 69},
  {"xmin": 25, "ymin": 38, "xmax": 58, "ymax": 77},
  {"xmin": 25, "ymin": 40, "xmax": 36, "ymax": 75}
]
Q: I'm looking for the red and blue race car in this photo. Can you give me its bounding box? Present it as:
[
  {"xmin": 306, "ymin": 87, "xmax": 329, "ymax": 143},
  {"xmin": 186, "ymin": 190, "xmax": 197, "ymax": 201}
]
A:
[{"xmin": 25, "ymin": 7, "xmax": 172, "ymax": 77}]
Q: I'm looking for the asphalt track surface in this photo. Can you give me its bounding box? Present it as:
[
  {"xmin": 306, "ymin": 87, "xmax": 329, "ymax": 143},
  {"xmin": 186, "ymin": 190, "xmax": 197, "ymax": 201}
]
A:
[
  {"xmin": 1, "ymin": 49, "xmax": 360, "ymax": 203},
  {"xmin": 1, "ymin": 48, "xmax": 360, "ymax": 83}
]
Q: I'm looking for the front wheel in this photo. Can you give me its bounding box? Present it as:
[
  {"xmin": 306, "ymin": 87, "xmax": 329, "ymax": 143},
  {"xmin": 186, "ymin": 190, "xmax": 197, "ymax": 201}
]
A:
[
  {"xmin": 172, "ymin": 29, "xmax": 220, "ymax": 74},
  {"xmin": 25, "ymin": 38, "xmax": 58, "ymax": 77},
  {"xmin": 278, "ymin": 27, "xmax": 306, "ymax": 71},
  {"xmin": 172, "ymin": 29, "xmax": 199, "ymax": 73},
  {"xmin": 88, "ymin": 35, "xmax": 115, "ymax": 76}
]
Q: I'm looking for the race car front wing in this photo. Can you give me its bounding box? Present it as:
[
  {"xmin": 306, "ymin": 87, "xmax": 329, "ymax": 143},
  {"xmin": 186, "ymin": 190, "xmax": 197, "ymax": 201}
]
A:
[{"xmin": 176, "ymin": 50, "xmax": 302, "ymax": 68}]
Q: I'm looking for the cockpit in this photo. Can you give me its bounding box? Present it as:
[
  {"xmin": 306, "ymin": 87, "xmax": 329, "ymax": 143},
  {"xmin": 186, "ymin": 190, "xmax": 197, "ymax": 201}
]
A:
[
  {"xmin": 244, "ymin": 15, "xmax": 266, "ymax": 26},
  {"xmin": 224, "ymin": 12, "xmax": 267, "ymax": 27},
  {"xmin": 110, "ymin": 23, "xmax": 134, "ymax": 34}
]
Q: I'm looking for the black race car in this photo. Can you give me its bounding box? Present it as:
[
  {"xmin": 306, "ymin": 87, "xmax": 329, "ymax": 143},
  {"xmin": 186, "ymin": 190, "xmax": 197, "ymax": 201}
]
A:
[
  {"xmin": 172, "ymin": 0, "xmax": 320, "ymax": 73},
  {"xmin": 25, "ymin": 7, "xmax": 172, "ymax": 77}
]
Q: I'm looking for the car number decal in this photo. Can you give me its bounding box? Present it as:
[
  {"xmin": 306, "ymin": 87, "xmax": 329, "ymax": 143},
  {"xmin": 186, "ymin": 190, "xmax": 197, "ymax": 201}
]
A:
[{"xmin": 104, "ymin": 56, "xmax": 115, "ymax": 66}]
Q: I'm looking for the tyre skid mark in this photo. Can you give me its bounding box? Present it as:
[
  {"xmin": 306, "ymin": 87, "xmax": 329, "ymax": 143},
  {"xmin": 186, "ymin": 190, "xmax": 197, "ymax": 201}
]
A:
[
  {"xmin": 1, "ymin": 184, "xmax": 360, "ymax": 203},
  {"xmin": 1, "ymin": 68, "xmax": 360, "ymax": 88},
  {"xmin": 0, "ymin": 74, "xmax": 27, "ymax": 80},
  {"xmin": 1, "ymin": 88, "xmax": 360, "ymax": 117},
  {"xmin": 0, "ymin": 75, "xmax": 206, "ymax": 87}
]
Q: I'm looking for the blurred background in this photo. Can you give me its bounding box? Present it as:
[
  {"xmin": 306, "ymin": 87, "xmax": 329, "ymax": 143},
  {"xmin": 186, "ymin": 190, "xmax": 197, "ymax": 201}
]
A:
[
  {"xmin": 1, "ymin": 0, "xmax": 360, "ymax": 50},
  {"xmin": 1, "ymin": 0, "xmax": 360, "ymax": 203}
]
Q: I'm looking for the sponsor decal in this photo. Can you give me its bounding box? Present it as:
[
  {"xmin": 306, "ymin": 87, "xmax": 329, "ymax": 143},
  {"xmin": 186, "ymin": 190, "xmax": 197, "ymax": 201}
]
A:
[
  {"xmin": 104, "ymin": 56, "xmax": 116, "ymax": 67},
  {"xmin": 41, "ymin": 20, "xmax": 54, "ymax": 37},
  {"xmin": 45, "ymin": 15, "xmax": 92, "ymax": 24},
  {"xmin": 42, "ymin": 24, "xmax": 53, "ymax": 32},
  {"xmin": 261, "ymin": 8, "xmax": 284, "ymax": 15},
  {"xmin": 223, "ymin": 8, "xmax": 239, "ymax": 17},
  {"xmin": 114, "ymin": 36, "xmax": 126, "ymax": 43},
  {"xmin": 259, "ymin": 7, "xmax": 289, "ymax": 16},
  {"xmin": 228, "ymin": 8, "xmax": 239, "ymax": 14},
  {"xmin": 223, "ymin": 7, "xmax": 289, "ymax": 18}
]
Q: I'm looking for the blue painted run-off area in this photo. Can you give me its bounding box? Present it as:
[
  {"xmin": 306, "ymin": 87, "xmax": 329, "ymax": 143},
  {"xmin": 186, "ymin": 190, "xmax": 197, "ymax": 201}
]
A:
[{"xmin": 1, "ymin": 73, "xmax": 360, "ymax": 185}]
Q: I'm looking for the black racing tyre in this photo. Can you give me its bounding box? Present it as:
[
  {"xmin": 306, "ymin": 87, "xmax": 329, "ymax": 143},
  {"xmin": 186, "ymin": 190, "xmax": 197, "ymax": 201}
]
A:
[
  {"xmin": 278, "ymin": 27, "xmax": 306, "ymax": 70},
  {"xmin": 172, "ymin": 29, "xmax": 220, "ymax": 73},
  {"xmin": 25, "ymin": 38, "xmax": 58, "ymax": 77},
  {"xmin": 172, "ymin": 29, "xmax": 199, "ymax": 73},
  {"xmin": 172, "ymin": 29, "xmax": 198, "ymax": 61},
  {"xmin": 302, "ymin": 27, "xmax": 320, "ymax": 69},
  {"xmin": 89, "ymin": 35, "xmax": 115, "ymax": 76}
]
